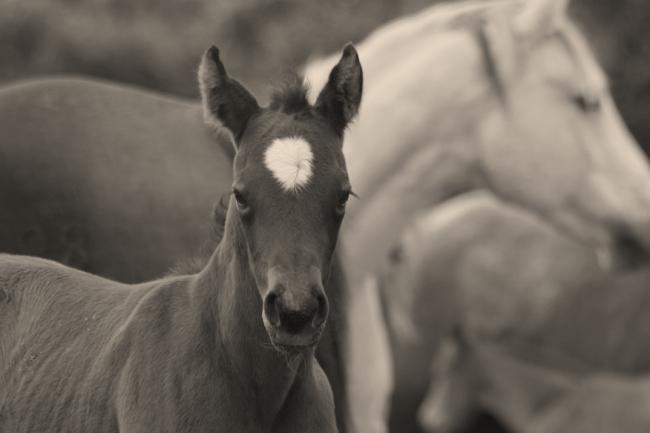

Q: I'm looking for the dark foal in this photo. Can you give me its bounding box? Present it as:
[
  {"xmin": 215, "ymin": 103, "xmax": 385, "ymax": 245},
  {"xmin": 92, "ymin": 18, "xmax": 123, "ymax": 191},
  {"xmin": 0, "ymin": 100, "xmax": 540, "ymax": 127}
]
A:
[{"xmin": 0, "ymin": 44, "xmax": 362, "ymax": 433}]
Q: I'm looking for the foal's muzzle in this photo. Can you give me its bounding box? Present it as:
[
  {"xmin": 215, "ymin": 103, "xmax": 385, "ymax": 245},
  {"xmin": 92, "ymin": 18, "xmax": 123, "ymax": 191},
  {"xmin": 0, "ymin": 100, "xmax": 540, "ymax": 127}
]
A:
[{"xmin": 263, "ymin": 267, "xmax": 329, "ymax": 351}]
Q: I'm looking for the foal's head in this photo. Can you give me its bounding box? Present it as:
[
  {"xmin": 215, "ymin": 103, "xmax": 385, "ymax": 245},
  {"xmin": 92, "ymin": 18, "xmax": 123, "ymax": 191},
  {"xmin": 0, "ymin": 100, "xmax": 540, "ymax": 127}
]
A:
[{"xmin": 198, "ymin": 45, "xmax": 362, "ymax": 352}]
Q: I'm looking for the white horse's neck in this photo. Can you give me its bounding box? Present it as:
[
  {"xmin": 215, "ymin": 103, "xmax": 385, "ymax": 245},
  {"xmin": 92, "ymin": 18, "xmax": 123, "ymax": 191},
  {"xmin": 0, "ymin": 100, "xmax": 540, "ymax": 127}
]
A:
[
  {"xmin": 341, "ymin": 139, "xmax": 482, "ymax": 288},
  {"xmin": 338, "ymin": 30, "xmax": 496, "ymax": 288},
  {"xmin": 343, "ymin": 30, "xmax": 490, "ymax": 201}
]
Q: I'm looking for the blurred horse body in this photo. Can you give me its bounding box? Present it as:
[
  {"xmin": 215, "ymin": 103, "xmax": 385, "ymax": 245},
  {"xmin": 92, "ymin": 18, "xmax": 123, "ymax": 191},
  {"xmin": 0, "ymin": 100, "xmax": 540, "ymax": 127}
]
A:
[
  {"xmin": 528, "ymin": 373, "xmax": 650, "ymax": 433},
  {"xmin": 531, "ymin": 266, "xmax": 650, "ymax": 373},
  {"xmin": 3, "ymin": 0, "xmax": 650, "ymax": 432},
  {"xmin": 420, "ymin": 330, "xmax": 650, "ymax": 433},
  {"xmin": 380, "ymin": 192, "xmax": 650, "ymax": 432},
  {"xmin": 419, "ymin": 330, "xmax": 575, "ymax": 433},
  {"xmin": 378, "ymin": 191, "xmax": 598, "ymax": 344},
  {"xmin": 0, "ymin": 77, "xmax": 232, "ymax": 282},
  {"xmin": 377, "ymin": 191, "xmax": 598, "ymax": 432}
]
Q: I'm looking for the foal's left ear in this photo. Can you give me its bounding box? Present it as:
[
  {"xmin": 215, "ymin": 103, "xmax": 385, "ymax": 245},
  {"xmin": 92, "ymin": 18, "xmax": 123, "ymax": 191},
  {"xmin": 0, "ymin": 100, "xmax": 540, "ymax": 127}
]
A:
[
  {"xmin": 315, "ymin": 44, "xmax": 363, "ymax": 137},
  {"xmin": 198, "ymin": 46, "xmax": 260, "ymax": 145}
]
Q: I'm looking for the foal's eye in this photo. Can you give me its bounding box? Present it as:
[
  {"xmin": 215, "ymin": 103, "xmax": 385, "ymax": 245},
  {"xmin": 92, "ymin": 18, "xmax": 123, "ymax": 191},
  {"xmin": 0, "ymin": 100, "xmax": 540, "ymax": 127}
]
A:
[
  {"xmin": 336, "ymin": 190, "xmax": 351, "ymax": 213},
  {"xmin": 232, "ymin": 189, "xmax": 249, "ymax": 212}
]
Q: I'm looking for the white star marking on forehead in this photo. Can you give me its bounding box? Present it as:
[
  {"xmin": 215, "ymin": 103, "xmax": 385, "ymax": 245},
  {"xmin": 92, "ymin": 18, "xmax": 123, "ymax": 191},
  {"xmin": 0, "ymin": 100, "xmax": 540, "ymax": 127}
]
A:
[{"xmin": 264, "ymin": 136, "xmax": 314, "ymax": 192}]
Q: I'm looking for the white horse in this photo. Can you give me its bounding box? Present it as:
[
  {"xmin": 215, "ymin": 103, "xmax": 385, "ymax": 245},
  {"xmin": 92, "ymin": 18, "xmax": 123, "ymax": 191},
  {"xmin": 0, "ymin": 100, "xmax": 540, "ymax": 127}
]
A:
[{"xmin": 304, "ymin": 0, "xmax": 650, "ymax": 430}]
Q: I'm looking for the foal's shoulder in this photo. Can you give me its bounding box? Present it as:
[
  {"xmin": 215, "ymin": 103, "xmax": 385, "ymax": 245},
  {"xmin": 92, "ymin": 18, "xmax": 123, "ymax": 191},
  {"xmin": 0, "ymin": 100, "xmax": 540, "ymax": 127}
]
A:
[{"xmin": 0, "ymin": 254, "xmax": 73, "ymax": 304}]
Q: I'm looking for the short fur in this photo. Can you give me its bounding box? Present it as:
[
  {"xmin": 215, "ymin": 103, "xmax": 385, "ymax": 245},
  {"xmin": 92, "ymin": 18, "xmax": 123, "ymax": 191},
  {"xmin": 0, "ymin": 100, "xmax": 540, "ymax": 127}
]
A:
[{"xmin": 0, "ymin": 252, "xmax": 336, "ymax": 432}]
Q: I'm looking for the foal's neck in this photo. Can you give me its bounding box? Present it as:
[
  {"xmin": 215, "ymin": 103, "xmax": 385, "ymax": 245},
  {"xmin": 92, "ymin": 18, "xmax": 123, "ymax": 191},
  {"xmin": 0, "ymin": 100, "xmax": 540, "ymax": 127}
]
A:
[{"xmin": 194, "ymin": 208, "xmax": 308, "ymax": 424}]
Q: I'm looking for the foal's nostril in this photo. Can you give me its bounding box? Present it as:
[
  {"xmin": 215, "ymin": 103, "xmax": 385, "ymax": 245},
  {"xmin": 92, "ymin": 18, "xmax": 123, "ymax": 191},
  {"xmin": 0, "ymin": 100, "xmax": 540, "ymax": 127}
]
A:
[
  {"xmin": 313, "ymin": 292, "xmax": 329, "ymax": 328},
  {"xmin": 263, "ymin": 291, "xmax": 281, "ymax": 327}
]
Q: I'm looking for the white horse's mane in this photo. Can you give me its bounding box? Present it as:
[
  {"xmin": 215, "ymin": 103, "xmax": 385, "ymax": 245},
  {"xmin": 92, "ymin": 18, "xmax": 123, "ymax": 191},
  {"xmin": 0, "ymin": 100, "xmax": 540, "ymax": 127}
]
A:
[{"xmin": 304, "ymin": 0, "xmax": 515, "ymax": 96}]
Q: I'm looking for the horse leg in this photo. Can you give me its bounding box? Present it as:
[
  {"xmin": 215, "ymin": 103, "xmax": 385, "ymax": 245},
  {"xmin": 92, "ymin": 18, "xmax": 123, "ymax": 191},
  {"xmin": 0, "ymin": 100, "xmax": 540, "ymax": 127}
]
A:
[
  {"xmin": 346, "ymin": 276, "xmax": 393, "ymax": 433},
  {"xmin": 272, "ymin": 359, "xmax": 338, "ymax": 433}
]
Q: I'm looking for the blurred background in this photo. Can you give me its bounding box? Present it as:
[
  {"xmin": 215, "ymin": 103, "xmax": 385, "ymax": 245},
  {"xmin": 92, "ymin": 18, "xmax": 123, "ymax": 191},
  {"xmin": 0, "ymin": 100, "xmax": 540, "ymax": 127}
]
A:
[{"xmin": 1, "ymin": 0, "xmax": 649, "ymax": 149}]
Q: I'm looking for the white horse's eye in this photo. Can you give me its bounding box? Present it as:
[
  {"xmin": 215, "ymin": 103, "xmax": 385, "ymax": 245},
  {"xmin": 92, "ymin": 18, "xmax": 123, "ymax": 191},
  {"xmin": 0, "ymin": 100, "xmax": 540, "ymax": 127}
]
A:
[{"xmin": 573, "ymin": 93, "xmax": 601, "ymax": 113}]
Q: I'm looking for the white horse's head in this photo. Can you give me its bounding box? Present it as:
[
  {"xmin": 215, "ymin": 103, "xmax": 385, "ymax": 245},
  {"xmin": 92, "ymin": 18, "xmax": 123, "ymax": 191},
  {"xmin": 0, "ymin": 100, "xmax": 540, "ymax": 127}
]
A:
[
  {"xmin": 475, "ymin": 0, "xmax": 650, "ymax": 268},
  {"xmin": 305, "ymin": 0, "xmax": 650, "ymax": 274}
]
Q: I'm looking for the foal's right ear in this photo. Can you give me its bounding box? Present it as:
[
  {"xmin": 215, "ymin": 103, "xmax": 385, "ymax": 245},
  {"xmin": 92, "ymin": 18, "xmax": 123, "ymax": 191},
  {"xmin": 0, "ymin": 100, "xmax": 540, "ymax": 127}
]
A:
[{"xmin": 198, "ymin": 46, "xmax": 260, "ymax": 146}]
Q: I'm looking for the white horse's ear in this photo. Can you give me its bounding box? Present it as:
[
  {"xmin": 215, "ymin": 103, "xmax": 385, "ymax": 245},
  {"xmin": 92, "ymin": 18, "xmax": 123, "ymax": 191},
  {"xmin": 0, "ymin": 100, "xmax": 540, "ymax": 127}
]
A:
[
  {"xmin": 514, "ymin": 0, "xmax": 569, "ymax": 37},
  {"xmin": 479, "ymin": 13, "xmax": 519, "ymax": 92},
  {"xmin": 198, "ymin": 46, "xmax": 260, "ymax": 146}
]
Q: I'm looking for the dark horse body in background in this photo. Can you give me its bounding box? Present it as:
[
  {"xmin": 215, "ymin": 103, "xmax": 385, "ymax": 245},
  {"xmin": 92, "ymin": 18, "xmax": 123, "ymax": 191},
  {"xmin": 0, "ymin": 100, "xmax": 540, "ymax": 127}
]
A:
[
  {"xmin": 0, "ymin": 78, "xmax": 350, "ymax": 430},
  {"xmin": 0, "ymin": 77, "xmax": 233, "ymax": 282},
  {"xmin": 0, "ymin": 44, "xmax": 363, "ymax": 433}
]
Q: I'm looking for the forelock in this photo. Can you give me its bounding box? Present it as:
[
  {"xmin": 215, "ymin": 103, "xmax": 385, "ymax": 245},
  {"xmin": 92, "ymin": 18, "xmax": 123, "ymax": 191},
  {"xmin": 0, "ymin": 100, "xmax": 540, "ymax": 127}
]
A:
[{"xmin": 269, "ymin": 74, "xmax": 312, "ymax": 114}]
